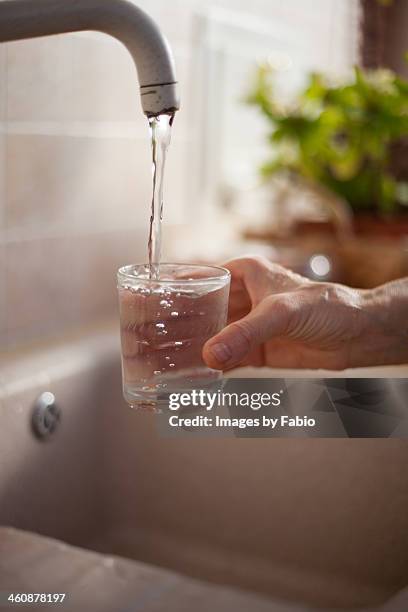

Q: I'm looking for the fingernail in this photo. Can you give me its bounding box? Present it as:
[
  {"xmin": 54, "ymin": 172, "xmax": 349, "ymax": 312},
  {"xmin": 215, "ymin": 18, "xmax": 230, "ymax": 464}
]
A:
[{"xmin": 210, "ymin": 343, "xmax": 232, "ymax": 363}]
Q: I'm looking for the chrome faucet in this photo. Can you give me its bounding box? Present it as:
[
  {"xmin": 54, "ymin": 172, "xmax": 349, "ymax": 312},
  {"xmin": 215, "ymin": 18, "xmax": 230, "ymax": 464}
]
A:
[{"xmin": 0, "ymin": 0, "xmax": 180, "ymax": 117}]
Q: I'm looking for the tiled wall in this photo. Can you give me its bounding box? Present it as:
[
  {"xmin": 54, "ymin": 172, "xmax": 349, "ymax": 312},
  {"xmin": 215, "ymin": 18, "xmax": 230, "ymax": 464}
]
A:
[{"xmin": 0, "ymin": 0, "xmax": 358, "ymax": 351}]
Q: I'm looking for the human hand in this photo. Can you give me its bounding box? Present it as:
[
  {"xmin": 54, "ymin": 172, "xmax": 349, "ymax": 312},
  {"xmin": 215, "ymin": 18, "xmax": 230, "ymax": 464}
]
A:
[{"xmin": 202, "ymin": 256, "xmax": 408, "ymax": 371}]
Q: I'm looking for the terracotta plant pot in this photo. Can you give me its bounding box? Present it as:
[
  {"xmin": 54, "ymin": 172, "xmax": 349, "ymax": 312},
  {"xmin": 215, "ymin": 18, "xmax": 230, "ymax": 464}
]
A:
[{"xmin": 352, "ymin": 214, "xmax": 408, "ymax": 238}]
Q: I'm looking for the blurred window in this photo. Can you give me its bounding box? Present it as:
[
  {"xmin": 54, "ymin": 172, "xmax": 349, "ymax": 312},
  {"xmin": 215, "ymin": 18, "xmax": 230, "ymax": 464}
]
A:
[{"xmin": 187, "ymin": 1, "xmax": 360, "ymax": 215}]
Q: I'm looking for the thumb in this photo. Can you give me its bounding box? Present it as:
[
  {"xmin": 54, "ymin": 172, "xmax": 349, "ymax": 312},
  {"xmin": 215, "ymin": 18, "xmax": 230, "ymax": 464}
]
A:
[{"xmin": 203, "ymin": 296, "xmax": 292, "ymax": 370}]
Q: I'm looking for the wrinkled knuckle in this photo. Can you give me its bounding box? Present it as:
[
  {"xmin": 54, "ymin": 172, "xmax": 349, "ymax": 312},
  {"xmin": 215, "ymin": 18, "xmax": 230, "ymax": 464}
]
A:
[{"xmin": 265, "ymin": 295, "xmax": 295, "ymax": 332}]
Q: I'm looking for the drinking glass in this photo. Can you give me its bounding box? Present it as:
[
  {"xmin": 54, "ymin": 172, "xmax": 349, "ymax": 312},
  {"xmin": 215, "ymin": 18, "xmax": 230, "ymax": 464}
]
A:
[{"xmin": 117, "ymin": 263, "xmax": 230, "ymax": 409}]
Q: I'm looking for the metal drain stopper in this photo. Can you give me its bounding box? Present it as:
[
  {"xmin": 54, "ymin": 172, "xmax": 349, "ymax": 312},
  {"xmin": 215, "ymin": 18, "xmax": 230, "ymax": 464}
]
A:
[{"xmin": 32, "ymin": 392, "xmax": 61, "ymax": 440}]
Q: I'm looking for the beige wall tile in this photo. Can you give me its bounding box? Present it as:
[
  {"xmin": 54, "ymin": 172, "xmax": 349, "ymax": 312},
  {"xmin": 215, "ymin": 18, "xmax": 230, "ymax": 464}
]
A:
[
  {"xmin": 5, "ymin": 134, "xmax": 152, "ymax": 233},
  {"xmin": 72, "ymin": 229, "xmax": 146, "ymax": 324},
  {"xmin": 6, "ymin": 134, "xmax": 82, "ymax": 231},
  {"xmin": 0, "ymin": 133, "xmax": 5, "ymax": 232},
  {"xmin": 0, "ymin": 44, "xmax": 6, "ymax": 234},
  {"xmin": 4, "ymin": 229, "xmax": 146, "ymax": 349},
  {"xmin": 5, "ymin": 236, "xmax": 78, "ymax": 348},
  {"xmin": 0, "ymin": 44, "xmax": 6, "ymax": 122},
  {"xmin": 0, "ymin": 243, "xmax": 5, "ymax": 351},
  {"xmin": 66, "ymin": 34, "xmax": 143, "ymax": 124},
  {"xmin": 6, "ymin": 36, "xmax": 72, "ymax": 122},
  {"xmin": 6, "ymin": 33, "xmax": 148, "ymax": 124}
]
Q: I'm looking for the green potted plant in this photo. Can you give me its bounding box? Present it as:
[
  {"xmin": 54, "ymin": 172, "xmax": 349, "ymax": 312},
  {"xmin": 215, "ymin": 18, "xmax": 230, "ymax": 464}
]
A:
[{"xmin": 247, "ymin": 65, "xmax": 408, "ymax": 236}]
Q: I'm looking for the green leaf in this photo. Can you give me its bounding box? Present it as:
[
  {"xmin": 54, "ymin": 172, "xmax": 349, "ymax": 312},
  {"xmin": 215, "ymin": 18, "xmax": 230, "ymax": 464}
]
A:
[{"xmin": 246, "ymin": 63, "xmax": 408, "ymax": 213}]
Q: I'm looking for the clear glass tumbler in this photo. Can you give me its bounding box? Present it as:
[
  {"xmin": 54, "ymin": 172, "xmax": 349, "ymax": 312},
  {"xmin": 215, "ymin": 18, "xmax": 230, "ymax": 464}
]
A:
[{"xmin": 117, "ymin": 263, "xmax": 230, "ymax": 408}]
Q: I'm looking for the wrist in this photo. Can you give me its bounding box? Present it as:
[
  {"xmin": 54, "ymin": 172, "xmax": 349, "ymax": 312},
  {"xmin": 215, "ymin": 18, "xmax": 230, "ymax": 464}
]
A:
[{"xmin": 355, "ymin": 283, "xmax": 408, "ymax": 367}]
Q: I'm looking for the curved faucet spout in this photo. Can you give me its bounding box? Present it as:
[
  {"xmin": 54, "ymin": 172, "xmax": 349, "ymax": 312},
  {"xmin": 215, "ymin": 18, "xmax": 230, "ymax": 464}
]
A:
[{"xmin": 0, "ymin": 0, "xmax": 180, "ymax": 116}]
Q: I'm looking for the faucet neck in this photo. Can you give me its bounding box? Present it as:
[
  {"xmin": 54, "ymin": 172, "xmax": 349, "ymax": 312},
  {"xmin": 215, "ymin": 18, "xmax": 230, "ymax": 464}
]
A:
[{"xmin": 0, "ymin": 0, "xmax": 180, "ymax": 116}]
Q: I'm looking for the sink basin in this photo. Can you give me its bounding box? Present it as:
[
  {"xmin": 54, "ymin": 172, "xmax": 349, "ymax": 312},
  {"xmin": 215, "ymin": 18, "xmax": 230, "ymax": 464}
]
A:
[{"xmin": 1, "ymin": 324, "xmax": 408, "ymax": 610}]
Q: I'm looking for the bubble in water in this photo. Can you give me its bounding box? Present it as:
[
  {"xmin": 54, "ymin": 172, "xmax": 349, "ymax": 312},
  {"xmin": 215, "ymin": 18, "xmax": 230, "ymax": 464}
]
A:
[
  {"xmin": 154, "ymin": 370, "xmax": 161, "ymax": 376},
  {"xmin": 174, "ymin": 341, "xmax": 183, "ymax": 346},
  {"xmin": 170, "ymin": 311, "xmax": 179, "ymax": 317},
  {"xmin": 156, "ymin": 322, "xmax": 168, "ymax": 335},
  {"xmin": 169, "ymin": 363, "xmax": 175, "ymax": 368},
  {"xmin": 165, "ymin": 356, "xmax": 170, "ymax": 361},
  {"xmin": 160, "ymin": 299, "xmax": 172, "ymax": 308}
]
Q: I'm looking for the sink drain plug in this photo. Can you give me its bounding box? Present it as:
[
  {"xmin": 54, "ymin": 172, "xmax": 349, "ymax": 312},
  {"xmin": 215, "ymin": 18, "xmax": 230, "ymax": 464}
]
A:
[{"xmin": 32, "ymin": 392, "xmax": 61, "ymax": 440}]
